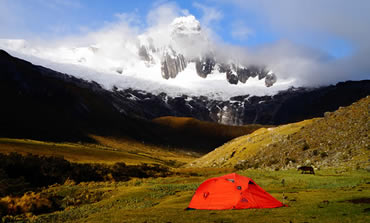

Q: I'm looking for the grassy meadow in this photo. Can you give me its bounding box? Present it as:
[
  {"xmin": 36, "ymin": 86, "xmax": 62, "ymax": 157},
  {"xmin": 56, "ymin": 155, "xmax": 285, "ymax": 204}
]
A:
[
  {"xmin": 20, "ymin": 168, "xmax": 370, "ymax": 223},
  {"xmin": 0, "ymin": 136, "xmax": 369, "ymax": 222}
]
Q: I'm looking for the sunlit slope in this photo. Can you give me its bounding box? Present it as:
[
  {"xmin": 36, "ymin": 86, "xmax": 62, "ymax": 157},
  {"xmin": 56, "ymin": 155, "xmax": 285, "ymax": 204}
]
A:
[
  {"xmin": 189, "ymin": 96, "xmax": 369, "ymax": 169},
  {"xmin": 0, "ymin": 136, "xmax": 196, "ymax": 166}
]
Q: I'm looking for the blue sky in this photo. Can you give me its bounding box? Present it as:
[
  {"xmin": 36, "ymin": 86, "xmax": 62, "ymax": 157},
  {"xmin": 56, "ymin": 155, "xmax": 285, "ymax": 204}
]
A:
[{"xmin": 2, "ymin": 0, "xmax": 367, "ymax": 59}]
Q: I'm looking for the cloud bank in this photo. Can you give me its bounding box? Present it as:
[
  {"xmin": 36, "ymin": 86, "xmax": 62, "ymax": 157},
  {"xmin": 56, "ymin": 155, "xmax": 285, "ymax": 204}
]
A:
[{"xmin": 220, "ymin": 0, "xmax": 370, "ymax": 85}]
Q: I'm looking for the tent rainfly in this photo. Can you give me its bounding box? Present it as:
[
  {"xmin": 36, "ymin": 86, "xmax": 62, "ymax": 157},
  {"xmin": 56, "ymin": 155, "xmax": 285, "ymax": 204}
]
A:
[{"xmin": 187, "ymin": 173, "xmax": 285, "ymax": 210}]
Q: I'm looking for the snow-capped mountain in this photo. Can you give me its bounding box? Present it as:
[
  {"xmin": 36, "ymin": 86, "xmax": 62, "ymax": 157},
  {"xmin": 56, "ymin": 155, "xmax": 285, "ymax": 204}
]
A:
[
  {"xmin": 1, "ymin": 49, "xmax": 369, "ymax": 132},
  {"xmin": 0, "ymin": 16, "xmax": 285, "ymax": 100},
  {"xmin": 139, "ymin": 15, "xmax": 277, "ymax": 86}
]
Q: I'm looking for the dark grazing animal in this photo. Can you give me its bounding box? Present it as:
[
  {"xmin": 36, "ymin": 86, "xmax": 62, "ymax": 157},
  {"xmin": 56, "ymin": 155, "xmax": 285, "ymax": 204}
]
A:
[{"xmin": 297, "ymin": 166, "xmax": 315, "ymax": 174}]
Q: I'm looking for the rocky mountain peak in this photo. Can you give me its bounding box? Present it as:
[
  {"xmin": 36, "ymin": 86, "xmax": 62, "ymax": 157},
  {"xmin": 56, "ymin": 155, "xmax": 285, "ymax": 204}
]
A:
[
  {"xmin": 139, "ymin": 16, "xmax": 278, "ymax": 87},
  {"xmin": 160, "ymin": 46, "xmax": 187, "ymax": 79},
  {"xmin": 0, "ymin": 14, "xmax": 280, "ymax": 94}
]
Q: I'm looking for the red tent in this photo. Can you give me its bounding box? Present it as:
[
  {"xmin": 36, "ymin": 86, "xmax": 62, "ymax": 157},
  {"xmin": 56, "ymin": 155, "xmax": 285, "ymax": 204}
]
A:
[{"xmin": 187, "ymin": 173, "xmax": 285, "ymax": 210}]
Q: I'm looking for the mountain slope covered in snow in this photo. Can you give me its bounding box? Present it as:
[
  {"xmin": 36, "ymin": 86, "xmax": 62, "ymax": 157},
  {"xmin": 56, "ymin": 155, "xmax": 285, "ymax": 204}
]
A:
[{"xmin": 0, "ymin": 16, "xmax": 289, "ymax": 100}]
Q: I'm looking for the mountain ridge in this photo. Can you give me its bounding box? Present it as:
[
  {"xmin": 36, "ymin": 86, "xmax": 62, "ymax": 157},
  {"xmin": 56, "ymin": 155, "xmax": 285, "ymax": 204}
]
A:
[
  {"xmin": 0, "ymin": 49, "xmax": 369, "ymax": 150},
  {"xmin": 0, "ymin": 49, "xmax": 265, "ymax": 152}
]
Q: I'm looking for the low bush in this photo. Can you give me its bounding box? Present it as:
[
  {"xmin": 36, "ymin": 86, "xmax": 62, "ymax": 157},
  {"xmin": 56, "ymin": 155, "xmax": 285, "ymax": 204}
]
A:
[
  {"xmin": 0, "ymin": 192, "xmax": 52, "ymax": 216},
  {"xmin": 320, "ymin": 152, "xmax": 328, "ymax": 158}
]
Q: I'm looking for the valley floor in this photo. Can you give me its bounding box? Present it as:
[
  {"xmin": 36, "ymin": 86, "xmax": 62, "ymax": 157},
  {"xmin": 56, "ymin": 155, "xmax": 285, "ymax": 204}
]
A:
[
  {"xmin": 4, "ymin": 168, "xmax": 370, "ymax": 223},
  {"xmin": 0, "ymin": 137, "xmax": 369, "ymax": 222}
]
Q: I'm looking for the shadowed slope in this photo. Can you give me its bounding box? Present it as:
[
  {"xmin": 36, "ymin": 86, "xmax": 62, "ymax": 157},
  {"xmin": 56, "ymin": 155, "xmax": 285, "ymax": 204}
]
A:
[
  {"xmin": 0, "ymin": 50, "xmax": 258, "ymax": 152},
  {"xmin": 153, "ymin": 116, "xmax": 266, "ymax": 153}
]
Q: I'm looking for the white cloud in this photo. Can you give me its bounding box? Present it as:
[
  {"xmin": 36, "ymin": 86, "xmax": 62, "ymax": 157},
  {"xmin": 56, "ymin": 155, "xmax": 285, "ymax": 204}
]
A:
[
  {"xmin": 193, "ymin": 2, "xmax": 223, "ymax": 26},
  {"xmin": 209, "ymin": 0, "xmax": 370, "ymax": 85},
  {"xmin": 146, "ymin": 2, "xmax": 182, "ymax": 26},
  {"xmin": 231, "ymin": 21, "xmax": 254, "ymax": 40}
]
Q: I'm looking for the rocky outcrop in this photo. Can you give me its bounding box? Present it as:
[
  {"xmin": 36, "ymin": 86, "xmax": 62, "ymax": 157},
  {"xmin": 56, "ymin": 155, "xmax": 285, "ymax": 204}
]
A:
[
  {"xmin": 236, "ymin": 67, "xmax": 250, "ymax": 83},
  {"xmin": 195, "ymin": 56, "xmax": 216, "ymax": 78},
  {"xmin": 226, "ymin": 71, "xmax": 239, "ymax": 85},
  {"xmin": 217, "ymin": 63, "xmax": 276, "ymax": 87},
  {"xmin": 265, "ymin": 73, "xmax": 277, "ymax": 87},
  {"xmin": 160, "ymin": 47, "xmax": 187, "ymax": 79},
  {"xmin": 138, "ymin": 46, "xmax": 151, "ymax": 62},
  {"xmin": 138, "ymin": 16, "xmax": 278, "ymax": 86}
]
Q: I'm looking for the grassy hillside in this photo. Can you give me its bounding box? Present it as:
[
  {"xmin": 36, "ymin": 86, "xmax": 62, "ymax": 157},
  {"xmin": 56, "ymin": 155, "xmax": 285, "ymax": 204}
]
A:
[
  {"xmin": 0, "ymin": 137, "xmax": 195, "ymax": 166},
  {"xmin": 152, "ymin": 116, "xmax": 267, "ymax": 153},
  {"xmin": 188, "ymin": 96, "xmax": 369, "ymax": 169}
]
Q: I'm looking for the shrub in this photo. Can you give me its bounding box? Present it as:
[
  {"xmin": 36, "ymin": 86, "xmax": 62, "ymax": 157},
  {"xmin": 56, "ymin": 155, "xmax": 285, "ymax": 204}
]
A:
[
  {"xmin": 0, "ymin": 192, "xmax": 52, "ymax": 216},
  {"xmin": 0, "ymin": 200, "xmax": 7, "ymax": 217},
  {"xmin": 320, "ymin": 152, "xmax": 328, "ymax": 158},
  {"xmin": 285, "ymin": 158, "xmax": 296, "ymax": 165},
  {"xmin": 267, "ymin": 159, "xmax": 279, "ymax": 166},
  {"xmin": 302, "ymin": 141, "xmax": 310, "ymax": 151},
  {"xmin": 253, "ymin": 163, "xmax": 260, "ymax": 169},
  {"xmin": 234, "ymin": 160, "xmax": 248, "ymax": 170},
  {"xmin": 312, "ymin": 150, "xmax": 319, "ymax": 156}
]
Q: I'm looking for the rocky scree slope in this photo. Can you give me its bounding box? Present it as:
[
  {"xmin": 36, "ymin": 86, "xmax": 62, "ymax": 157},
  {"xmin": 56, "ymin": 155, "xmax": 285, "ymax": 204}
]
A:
[{"xmin": 188, "ymin": 96, "xmax": 370, "ymax": 169}]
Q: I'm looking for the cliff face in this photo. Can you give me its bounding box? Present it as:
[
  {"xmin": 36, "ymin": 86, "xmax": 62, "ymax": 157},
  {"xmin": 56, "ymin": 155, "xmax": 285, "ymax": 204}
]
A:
[
  {"xmin": 195, "ymin": 56, "xmax": 215, "ymax": 78},
  {"xmin": 141, "ymin": 15, "xmax": 278, "ymax": 87},
  {"xmin": 160, "ymin": 47, "xmax": 187, "ymax": 79}
]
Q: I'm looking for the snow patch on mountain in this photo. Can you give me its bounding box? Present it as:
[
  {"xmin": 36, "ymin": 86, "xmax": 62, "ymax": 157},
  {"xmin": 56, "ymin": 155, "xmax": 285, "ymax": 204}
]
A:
[{"xmin": 0, "ymin": 15, "xmax": 292, "ymax": 99}]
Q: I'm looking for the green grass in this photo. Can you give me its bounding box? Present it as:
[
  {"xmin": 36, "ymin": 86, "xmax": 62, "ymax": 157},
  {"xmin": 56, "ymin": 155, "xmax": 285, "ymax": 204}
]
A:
[
  {"xmin": 187, "ymin": 120, "xmax": 313, "ymax": 168},
  {"xmin": 1, "ymin": 136, "xmax": 369, "ymax": 222},
  {"xmin": 29, "ymin": 168, "xmax": 370, "ymax": 223}
]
